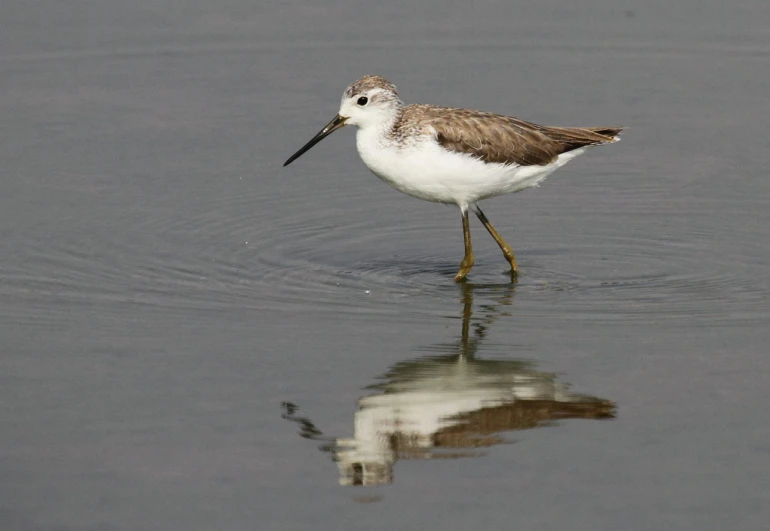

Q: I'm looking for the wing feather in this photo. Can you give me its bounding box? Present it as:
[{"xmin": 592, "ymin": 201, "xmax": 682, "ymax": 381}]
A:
[{"xmin": 397, "ymin": 105, "xmax": 622, "ymax": 167}]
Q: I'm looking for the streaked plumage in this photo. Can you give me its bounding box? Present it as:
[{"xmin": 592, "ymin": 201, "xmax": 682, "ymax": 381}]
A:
[
  {"xmin": 284, "ymin": 75, "xmax": 623, "ymax": 281},
  {"xmin": 392, "ymin": 104, "xmax": 622, "ymax": 167}
]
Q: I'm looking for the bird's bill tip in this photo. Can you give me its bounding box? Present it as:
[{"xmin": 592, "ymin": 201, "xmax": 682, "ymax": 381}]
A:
[{"xmin": 283, "ymin": 114, "xmax": 347, "ymax": 167}]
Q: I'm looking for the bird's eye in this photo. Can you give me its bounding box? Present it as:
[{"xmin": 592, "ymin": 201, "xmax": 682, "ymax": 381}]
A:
[{"xmin": 357, "ymin": 96, "xmax": 368, "ymax": 106}]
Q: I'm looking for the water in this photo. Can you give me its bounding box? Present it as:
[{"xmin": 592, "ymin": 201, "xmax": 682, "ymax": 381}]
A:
[{"xmin": 2, "ymin": 1, "xmax": 769, "ymax": 530}]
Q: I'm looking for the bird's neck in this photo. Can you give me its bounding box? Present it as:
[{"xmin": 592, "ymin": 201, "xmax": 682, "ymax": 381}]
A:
[{"xmin": 359, "ymin": 108, "xmax": 403, "ymax": 143}]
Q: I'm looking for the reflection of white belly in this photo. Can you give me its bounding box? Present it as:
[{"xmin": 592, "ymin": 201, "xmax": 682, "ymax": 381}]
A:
[
  {"xmin": 356, "ymin": 129, "xmax": 587, "ymax": 206},
  {"xmin": 354, "ymin": 389, "xmax": 511, "ymax": 446}
]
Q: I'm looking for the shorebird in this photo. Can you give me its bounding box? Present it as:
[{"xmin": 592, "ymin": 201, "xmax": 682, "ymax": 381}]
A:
[{"xmin": 284, "ymin": 75, "xmax": 623, "ymax": 282}]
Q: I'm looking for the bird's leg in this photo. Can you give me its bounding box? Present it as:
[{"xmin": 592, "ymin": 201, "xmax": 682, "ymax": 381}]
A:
[
  {"xmin": 472, "ymin": 204, "xmax": 518, "ymax": 277},
  {"xmin": 454, "ymin": 207, "xmax": 475, "ymax": 282}
]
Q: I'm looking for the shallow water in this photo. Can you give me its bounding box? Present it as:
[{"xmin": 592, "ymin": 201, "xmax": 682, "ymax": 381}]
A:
[{"xmin": 2, "ymin": 1, "xmax": 770, "ymax": 530}]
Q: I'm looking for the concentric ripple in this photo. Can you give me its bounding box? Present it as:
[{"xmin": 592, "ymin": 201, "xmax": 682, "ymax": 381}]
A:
[{"xmin": 3, "ymin": 169, "xmax": 768, "ymax": 327}]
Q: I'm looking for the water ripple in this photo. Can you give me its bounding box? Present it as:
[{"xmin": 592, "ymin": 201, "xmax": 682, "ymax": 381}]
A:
[{"xmin": 2, "ymin": 174, "xmax": 768, "ymax": 326}]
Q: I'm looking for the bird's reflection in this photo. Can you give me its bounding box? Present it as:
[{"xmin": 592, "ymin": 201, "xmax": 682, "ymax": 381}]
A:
[{"xmin": 283, "ymin": 283, "xmax": 616, "ymax": 487}]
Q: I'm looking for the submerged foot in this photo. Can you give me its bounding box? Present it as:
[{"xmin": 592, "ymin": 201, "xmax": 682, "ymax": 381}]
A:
[
  {"xmin": 504, "ymin": 252, "xmax": 518, "ymax": 276},
  {"xmin": 454, "ymin": 257, "xmax": 474, "ymax": 282}
]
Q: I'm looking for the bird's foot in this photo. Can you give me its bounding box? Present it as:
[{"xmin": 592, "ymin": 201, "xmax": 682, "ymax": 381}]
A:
[
  {"xmin": 454, "ymin": 256, "xmax": 475, "ymax": 282},
  {"xmin": 504, "ymin": 251, "xmax": 518, "ymax": 275}
]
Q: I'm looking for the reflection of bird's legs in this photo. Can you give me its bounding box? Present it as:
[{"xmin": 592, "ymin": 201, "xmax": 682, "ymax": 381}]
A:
[
  {"xmin": 459, "ymin": 282, "xmax": 473, "ymax": 358},
  {"xmin": 457, "ymin": 278, "xmax": 518, "ymax": 360}
]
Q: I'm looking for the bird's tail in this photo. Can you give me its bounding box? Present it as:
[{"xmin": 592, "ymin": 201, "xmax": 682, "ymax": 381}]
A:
[
  {"xmin": 542, "ymin": 125, "xmax": 625, "ymax": 155},
  {"xmin": 585, "ymin": 126, "xmax": 625, "ymax": 142}
]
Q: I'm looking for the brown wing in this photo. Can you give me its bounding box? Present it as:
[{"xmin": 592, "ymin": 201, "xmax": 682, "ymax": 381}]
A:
[
  {"xmin": 526, "ymin": 124, "xmax": 624, "ymax": 155},
  {"xmin": 405, "ymin": 105, "xmax": 622, "ymax": 167}
]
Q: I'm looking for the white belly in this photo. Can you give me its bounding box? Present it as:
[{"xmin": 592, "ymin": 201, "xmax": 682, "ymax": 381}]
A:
[{"xmin": 356, "ymin": 129, "xmax": 586, "ymax": 207}]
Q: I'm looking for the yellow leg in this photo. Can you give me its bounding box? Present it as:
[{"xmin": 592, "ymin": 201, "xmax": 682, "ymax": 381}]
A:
[
  {"xmin": 454, "ymin": 209, "xmax": 475, "ymax": 282},
  {"xmin": 473, "ymin": 205, "xmax": 518, "ymax": 277}
]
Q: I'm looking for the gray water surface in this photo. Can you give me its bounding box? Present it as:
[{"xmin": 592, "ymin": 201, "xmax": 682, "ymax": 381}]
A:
[{"xmin": 2, "ymin": 1, "xmax": 769, "ymax": 530}]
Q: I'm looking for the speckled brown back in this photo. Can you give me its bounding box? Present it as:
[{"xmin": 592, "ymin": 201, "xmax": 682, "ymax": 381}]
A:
[{"xmin": 392, "ymin": 104, "xmax": 623, "ymax": 167}]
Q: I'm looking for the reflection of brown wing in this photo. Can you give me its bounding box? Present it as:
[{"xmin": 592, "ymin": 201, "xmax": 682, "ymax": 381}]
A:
[
  {"xmin": 433, "ymin": 398, "xmax": 617, "ymax": 449},
  {"xmin": 400, "ymin": 104, "xmax": 623, "ymax": 167},
  {"xmin": 388, "ymin": 433, "xmax": 480, "ymax": 460}
]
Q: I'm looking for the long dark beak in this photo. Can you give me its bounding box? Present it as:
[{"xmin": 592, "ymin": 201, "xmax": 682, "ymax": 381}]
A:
[{"xmin": 283, "ymin": 114, "xmax": 347, "ymax": 167}]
